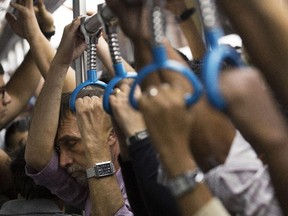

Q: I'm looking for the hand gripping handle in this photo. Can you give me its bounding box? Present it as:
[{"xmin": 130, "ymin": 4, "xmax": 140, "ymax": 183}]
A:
[
  {"xmin": 129, "ymin": 46, "xmax": 203, "ymax": 110},
  {"xmin": 69, "ymin": 69, "xmax": 107, "ymax": 113}
]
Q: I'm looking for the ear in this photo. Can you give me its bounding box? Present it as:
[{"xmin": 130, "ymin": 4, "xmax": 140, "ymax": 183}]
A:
[{"xmin": 107, "ymin": 128, "xmax": 117, "ymax": 147}]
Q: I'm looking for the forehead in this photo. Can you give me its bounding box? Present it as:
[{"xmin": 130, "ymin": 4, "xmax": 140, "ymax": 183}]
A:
[{"xmin": 56, "ymin": 113, "xmax": 80, "ymax": 142}]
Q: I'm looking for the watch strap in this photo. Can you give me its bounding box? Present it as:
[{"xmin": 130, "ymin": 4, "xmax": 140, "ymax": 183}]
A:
[{"xmin": 126, "ymin": 129, "xmax": 149, "ymax": 146}]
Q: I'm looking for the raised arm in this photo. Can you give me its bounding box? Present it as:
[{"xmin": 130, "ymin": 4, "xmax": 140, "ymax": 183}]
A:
[
  {"xmin": 0, "ymin": 50, "xmax": 41, "ymax": 129},
  {"xmin": 25, "ymin": 17, "xmax": 86, "ymax": 170},
  {"xmin": 219, "ymin": 67, "xmax": 288, "ymax": 215},
  {"xmin": 7, "ymin": 0, "xmax": 76, "ymax": 92},
  {"xmin": 216, "ymin": 0, "xmax": 288, "ymax": 110},
  {"xmin": 166, "ymin": 0, "xmax": 206, "ymax": 60},
  {"xmin": 75, "ymin": 96, "xmax": 126, "ymax": 216}
]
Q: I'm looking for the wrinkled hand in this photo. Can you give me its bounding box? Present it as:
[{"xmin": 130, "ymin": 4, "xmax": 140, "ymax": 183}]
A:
[
  {"xmin": 6, "ymin": 0, "xmax": 39, "ymax": 40},
  {"xmin": 54, "ymin": 17, "xmax": 86, "ymax": 66},
  {"xmin": 34, "ymin": 0, "xmax": 54, "ymax": 32},
  {"xmin": 76, "ymin": 95, "xmax": 112, "ymax": 161}
]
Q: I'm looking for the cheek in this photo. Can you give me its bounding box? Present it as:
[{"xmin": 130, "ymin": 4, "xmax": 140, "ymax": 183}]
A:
[{"xmin": 73, "ymin": 146, "xmax": 87, "ymax": 166}]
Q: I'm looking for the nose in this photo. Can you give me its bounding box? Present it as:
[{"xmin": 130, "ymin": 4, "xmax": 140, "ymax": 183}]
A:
[
  {"xmin": 59, "ymin": 149, "xmax": 73, "ymax": 169},
  {"xmin": 2, "ymin": 91, "xmax": 11, "ymax": 105}
]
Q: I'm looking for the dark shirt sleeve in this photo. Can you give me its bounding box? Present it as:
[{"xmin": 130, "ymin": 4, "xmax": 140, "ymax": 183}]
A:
[
  {"xmin": 127, "ymin": 137, "xmax": 181, "ymax": 216},
  {"xmin": 119, "ymin": 157, "xmax": 149, "ymax": 216}
]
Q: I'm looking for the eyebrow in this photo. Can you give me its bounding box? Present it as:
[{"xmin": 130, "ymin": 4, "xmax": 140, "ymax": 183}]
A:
[{"xmin": 56, "ymin": 135, "xmax": 81, "ymax": 145}]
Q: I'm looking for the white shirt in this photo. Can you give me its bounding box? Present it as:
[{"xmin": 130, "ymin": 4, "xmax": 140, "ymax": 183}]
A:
[{"xmin": 205, "ymin": 131, "xmax": 282, "ymax": 216}]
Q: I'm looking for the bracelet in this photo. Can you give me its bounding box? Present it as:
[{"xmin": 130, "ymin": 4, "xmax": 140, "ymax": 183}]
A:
[
  {"xmin": 166, "ymin": 168, "xmax": 204, "ymax": 198},
  {"xmin": 176, "ymin": 7, "xmax": 196, "ymax": 23}
]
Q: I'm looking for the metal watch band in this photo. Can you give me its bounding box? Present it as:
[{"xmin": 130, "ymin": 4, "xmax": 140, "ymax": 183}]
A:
[
  {"xmin": 167, "ymin": 168, "xmax": 204, "ymax": 198},
  {"xmin": 86, "ymin": 161, "xmax": 115, "ymax": 178},
  {"xmin": 126, "ymin": 129, "xmax": 149, "ymax": 146}
]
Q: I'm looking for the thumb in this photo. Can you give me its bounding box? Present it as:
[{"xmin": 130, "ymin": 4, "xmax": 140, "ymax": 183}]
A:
[{"xmin": 5, "ymin": 13, "xmax": 17, "ymax": 29}]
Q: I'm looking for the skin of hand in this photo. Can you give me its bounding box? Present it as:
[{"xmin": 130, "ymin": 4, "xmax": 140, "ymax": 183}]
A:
[
  {"xmin": 6, "ymin": 0, "xmax": 76, "ymax": 93},
  {"xmin": 110, "ymin": 83, "xmax": 146, "ymax": 138},
  {"xmin": 75, "ymin": 96, "xmax": 113, "ymax": 168},
  {"xmin": 6, "ymin": 0, "xmax": 41, "ymax": 41},
  {"xmin": 138, "ymin": 84, "xmax": 215, "ymax": 216},
  {"xmin": 110, "ymin": 83, "xmax": 147, "ymax": 161},
  {"xmin": 75, "ymin": 96, "xmax": 125, "ymax": 216},
  {"xmin": 34, "ymin": 0, "xmax": 55, "ymax": 32},
  {"xmin": 53, "ymin": 17, "xmax": 86, "ymax": 66},
  {"xmin": 138, "ymin": 84, "xmax": 196, "ymax": 174}
]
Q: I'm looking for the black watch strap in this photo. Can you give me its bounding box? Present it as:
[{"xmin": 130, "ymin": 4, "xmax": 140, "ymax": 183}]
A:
[{"xmin": 126, "ymin": 129, "xmax": 149, "ymax": 146}]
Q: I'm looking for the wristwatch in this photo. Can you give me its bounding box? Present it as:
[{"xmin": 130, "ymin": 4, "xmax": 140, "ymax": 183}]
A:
[
  {"xmin": 126, "ymin": 129, "xmax": 149, "ymax": 146},
  {"xmin": 86, "ymin": 161, "xmax": 115, "ymax": 178},
  {"xmin": 167, "ymin": 168, "xmax": 204, "ymax": 198}
]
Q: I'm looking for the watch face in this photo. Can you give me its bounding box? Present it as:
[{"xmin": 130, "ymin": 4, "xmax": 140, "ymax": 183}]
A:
[{"xmin": 96, "ymin": 162, "xmax": 114, "ymax": 177}]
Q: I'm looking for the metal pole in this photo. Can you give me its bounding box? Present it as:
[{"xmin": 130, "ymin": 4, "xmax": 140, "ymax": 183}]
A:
[{"xmin": 73, "ymin": 0, "xmax": 87, "ymax": 85}]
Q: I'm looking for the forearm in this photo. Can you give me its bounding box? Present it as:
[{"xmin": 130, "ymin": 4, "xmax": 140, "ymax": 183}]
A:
[
  {"xmin": 217, "ymin": 0, "xmax": 288, "ymax": 108},
  {"xmin": 25, "ymin": 60, "xmax": 69, "ymax": 171},
  {"xmin": 169, "ymin": 0, "xmax": 206, "ymax": 59},
  {"xmin": 220, "ymin": 68, "xmax": 288, "ymax": 214},
  {"xmin": 1, "ymin": 51, "xmax": 41, "ymax": 129},
  {"xmin": 27, "ymin": 31, "xmax": 76, "ymax": 92},
  {"xmin": 159, "ymin": 148, "xmax": 214, "ymax": 216},
  {"xmin": 85, "ymin": 148, "xmax": 125, "ymax": 216}
]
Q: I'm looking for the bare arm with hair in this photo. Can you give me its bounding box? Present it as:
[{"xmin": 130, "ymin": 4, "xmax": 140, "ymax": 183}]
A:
[
  {"xmin": 217, "ymin": 0, "xmax": 288, "ymax": 110},
  {"xmin": 25, "ymin": 17, "xmax": 86, "ymax": 170},
  {"xmin": 7, "ymin": 0, "xmax": 75, "ymax": 92},
  {"xmin": 0, "ymin": 50, "xmax": 41, "ymax": 129}
]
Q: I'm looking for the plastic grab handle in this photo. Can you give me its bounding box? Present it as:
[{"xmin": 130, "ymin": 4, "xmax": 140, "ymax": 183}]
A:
[
  {"xmin": 69, "ymin": 69, "xmax": 107, "ymax": 113},
  {"xmin": 202, "ymin": 45, "xmax": 244, "ymax": 110},
  {"xmin": 129, "ymin": 46, "xmax": 203, "ymax": 110},
  {"xmin": 103, "ymin": 63, "xmax": 137, "ymax": 114}
]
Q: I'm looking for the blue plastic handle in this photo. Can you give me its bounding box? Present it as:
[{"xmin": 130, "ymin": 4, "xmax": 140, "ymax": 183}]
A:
[
  {"xmin": 69, "ymin": 69, "xmax": 107, "ymax": 113},
  {"xmin": 102, "ymin": 63, "xmax": 137, "ymax": 114},
  {"xmin": 129, "ymin": 46, "xmax": 203, "ymax": 110},
  {"xmin": 202, "ymin": 45, "xmax": 244, "ymax": 110}
]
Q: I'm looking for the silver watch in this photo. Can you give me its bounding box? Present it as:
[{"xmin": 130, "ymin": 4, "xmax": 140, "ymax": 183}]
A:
[
  {"xmin": 167, "ymin": 168, "xmax": 204, "ymax": 198},
  {"xmin": 86, "ymin": 161, "xmax": 115, "ymax": 178}
]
